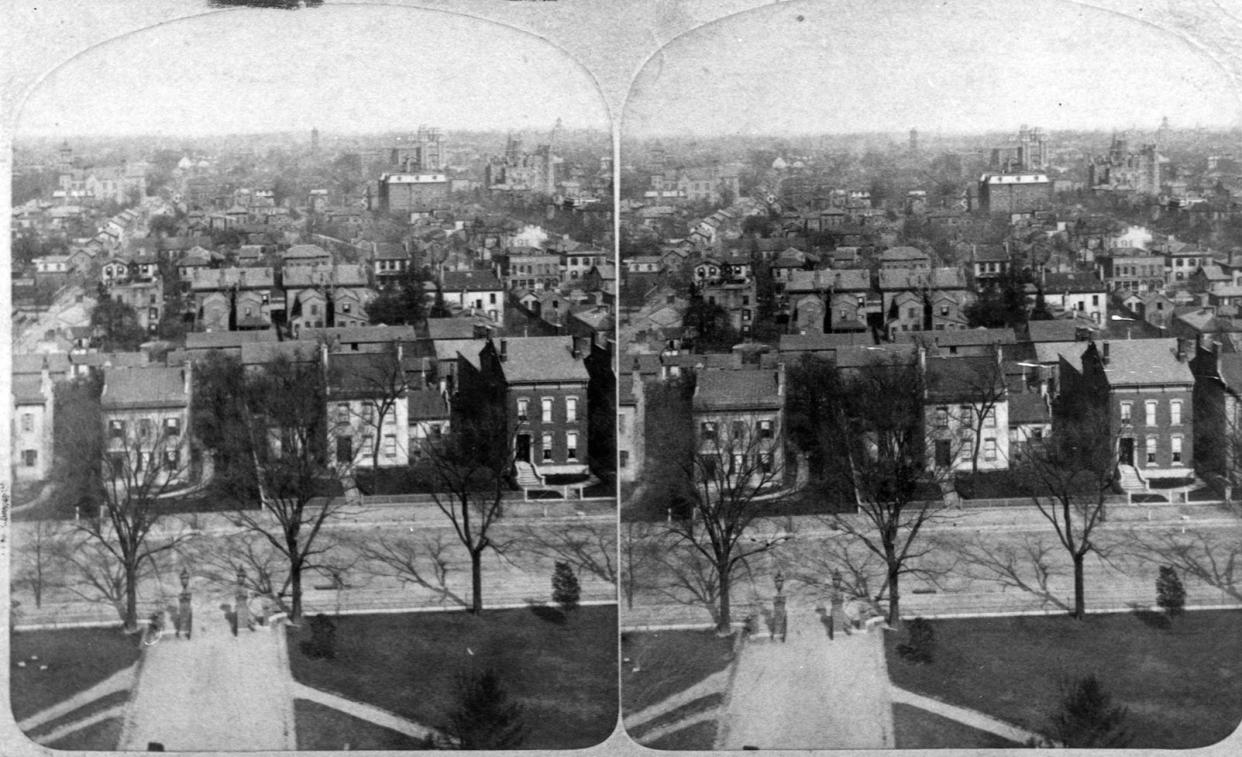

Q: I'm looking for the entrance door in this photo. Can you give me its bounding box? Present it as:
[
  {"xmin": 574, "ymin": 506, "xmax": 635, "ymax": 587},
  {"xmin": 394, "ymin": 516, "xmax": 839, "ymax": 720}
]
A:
[
  {"xmin": 515, "ymin": 434, "xmax": 531, "ymax": 462},
  {"xmin": 1119, "ymin": 437, "xmax": 1135, "ymax": 466},
  {"xmin": 935, "ymin": 439, "xmax": 952, "ymax": 468}
]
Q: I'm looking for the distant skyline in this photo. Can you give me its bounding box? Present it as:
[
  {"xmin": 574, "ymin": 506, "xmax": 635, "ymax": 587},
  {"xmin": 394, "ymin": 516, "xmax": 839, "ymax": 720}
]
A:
[
  {"xmin": 15, "ymin": 5, "xmax": 610, "ymax": 138},
  {"xmin": 624, "ymin": 0, "xmax": 1242, "ymax": 138}
]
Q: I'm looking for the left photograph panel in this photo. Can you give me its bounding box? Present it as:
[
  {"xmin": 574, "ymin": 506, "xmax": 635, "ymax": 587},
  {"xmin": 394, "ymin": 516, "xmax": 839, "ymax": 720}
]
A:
[{"xmin": 8, "ymin": 3, "xmax": 617, "ymax": 751}]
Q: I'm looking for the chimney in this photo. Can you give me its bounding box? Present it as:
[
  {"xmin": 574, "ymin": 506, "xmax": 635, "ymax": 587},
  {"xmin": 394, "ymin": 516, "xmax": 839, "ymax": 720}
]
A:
[
  {"xmin": 1176, "ymin": 338, "xmax": 1188, "ymax": 362},
  {"xmin": 499, "ymin": 338, "xmax": 508, "ymax": 362},
  {"xmin": 776, "ymin": 361, "xmax": 786, "ymax": 396},
  {"xmin": 1102, "ymin": 341, "xmax": 1110, "ymax": 365}
]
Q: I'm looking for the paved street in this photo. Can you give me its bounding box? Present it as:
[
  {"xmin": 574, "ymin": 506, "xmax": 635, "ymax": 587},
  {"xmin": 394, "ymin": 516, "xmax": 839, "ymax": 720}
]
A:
[
  {"xmin": 624, "ymin": 501, "xmax": 1242, "ymax": 629},
  {"xmin": 11, "ymin": 504, "xmax": 617, "ymax": 629}
]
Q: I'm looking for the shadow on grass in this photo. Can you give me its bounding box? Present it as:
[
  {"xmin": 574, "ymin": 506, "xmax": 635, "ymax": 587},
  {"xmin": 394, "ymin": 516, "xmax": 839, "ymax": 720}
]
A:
[
  {"xmin": 1129, "ymin": 605, "xmax": 1172, "ymax": 630},
  {"xmin": 526, "ymin": 605, "xmax": 567, "ymax": 625}
]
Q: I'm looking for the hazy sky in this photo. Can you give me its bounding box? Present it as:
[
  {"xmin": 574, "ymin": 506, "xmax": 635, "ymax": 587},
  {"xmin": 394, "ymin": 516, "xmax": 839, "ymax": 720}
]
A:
[
  {"xmin": 15, "ymin": 5, "xmax": 611, "ymax": 137},
  {"xmin": 625, "ymin": 0, "xmax": 1242, "ymax": 137}
]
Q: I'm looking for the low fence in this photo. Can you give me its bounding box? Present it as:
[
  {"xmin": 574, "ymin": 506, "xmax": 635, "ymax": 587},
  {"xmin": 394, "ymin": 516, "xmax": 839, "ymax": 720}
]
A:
[{"xmin": 955, "ymin": 494, "xmax": 1130, "ymax": 510}]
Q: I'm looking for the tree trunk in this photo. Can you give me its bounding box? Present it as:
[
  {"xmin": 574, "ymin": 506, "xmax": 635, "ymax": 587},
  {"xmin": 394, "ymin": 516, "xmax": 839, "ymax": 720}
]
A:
[
  {"xmin": 887, "ymin": 561, "xmax": 902, "ymax": 628},
  {"xmin": 124, "ymin": 564, "xmax": 139, "ymax": 632},
  {"xmin": 470, "ymin": 550, "xmax": 484, "ymax": 615},
  {"xmin": 717, "ymin": 563, "xmax": 732, "ymax": 635},
  {"xmin": 1072, "ymin": 553, "xmax": 1086, "ymax": 620},
  {"xmin": 290, "ymin": 563, "xmax": 303, "ymax": 622}
]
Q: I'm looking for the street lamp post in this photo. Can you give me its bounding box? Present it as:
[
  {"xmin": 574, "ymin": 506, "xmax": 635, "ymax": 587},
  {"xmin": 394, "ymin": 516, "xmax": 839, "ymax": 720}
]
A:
[
  {"xmin": 772, "ymin": 569, "xmax": 787, "ymax": 643},
  {"xmin": 177, "ymin": 567, "xmax": 192, "ymax": 640}
]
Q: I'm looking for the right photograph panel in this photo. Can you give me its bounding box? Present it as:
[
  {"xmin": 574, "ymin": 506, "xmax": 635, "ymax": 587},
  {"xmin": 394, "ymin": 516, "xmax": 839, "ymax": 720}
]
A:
[{"xmin": 618, "ymin": 0, "xmax": 1242, "ymax": 750}]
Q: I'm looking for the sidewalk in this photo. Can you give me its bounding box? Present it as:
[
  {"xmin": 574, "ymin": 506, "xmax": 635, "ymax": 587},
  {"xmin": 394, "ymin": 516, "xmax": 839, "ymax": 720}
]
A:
[
  {"xmin": 715, "ymin": 608, "xmax": 894, "ymax": 749},
  {"xmin": 117, "ymin": 591, "xmax": 296, "ymax": 751}
]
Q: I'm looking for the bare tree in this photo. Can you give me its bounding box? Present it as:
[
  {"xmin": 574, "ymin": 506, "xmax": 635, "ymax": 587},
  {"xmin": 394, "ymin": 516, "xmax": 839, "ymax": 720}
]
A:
[
  {"xmin": 329, "ymin": 344, "xmax": 413, "ymax": 474},
  {"xmin": 11, "ymin": 519, "xmax": 72, "ymax": 609},
  {"xmin": 924, "ymin": 350, "xmax": 1009, "ymax": 475},
  {"xmin": 1019, "ymin": 398, "xmax": 1117, "ymax": 620},
  {"xmin": 423, "ymin": 405, "xmax": 519, "ymax": 614},
  {"xmin": 222, "ymin": 355, "xmax": 355, "ymax": 622},
  {"xmin": 666, "ymin": 418, "xmax": 787, "ymax": 633},
  {"xmin": 80, "ymin": 428, "xmax": 197, "ymax": 631},
  {"xmin": 180, "ymin": 532, "xmax": 294, "ymax": 613},
  {"xmin": 822, "ymin": 358, "xmax": 957, "ymax": 626}
]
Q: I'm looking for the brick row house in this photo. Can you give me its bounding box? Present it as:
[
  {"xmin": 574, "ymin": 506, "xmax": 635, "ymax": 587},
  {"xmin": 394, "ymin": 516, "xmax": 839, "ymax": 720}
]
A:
[{"xmin": 1059, "ymin": 338, "xmax": 1195, "ymax": 487}]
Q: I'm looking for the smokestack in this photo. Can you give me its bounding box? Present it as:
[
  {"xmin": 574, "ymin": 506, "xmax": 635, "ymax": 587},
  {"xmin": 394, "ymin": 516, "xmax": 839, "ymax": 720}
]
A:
[
  {"xmin": 499, "ymin": 338, "xmax": 507, "ymax": 362},
  {"xmin": 1102, "ymin": 341, "xmax": 1110, "ymax": 365}
]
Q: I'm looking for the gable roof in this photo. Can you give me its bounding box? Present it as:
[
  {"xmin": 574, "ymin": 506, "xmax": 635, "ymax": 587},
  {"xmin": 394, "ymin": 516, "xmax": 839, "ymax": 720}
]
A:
[
  {"xmin": 442, "ymin": 269, "xmax": 503, "ymax": 291},
  {"xmin": 101, "ymin": 365, "xmax": 188, "ymax": 409},
  {"xmin": 495, "ymin": 337, "xmax": 590, "ymax": 384},
  {"xmin": 1095, "ymin": 339, "xmax": 1195, "ymax": 386},
  {"xmin": 693, "ymin": 368, "xmax": 782, "ymax": 411}
]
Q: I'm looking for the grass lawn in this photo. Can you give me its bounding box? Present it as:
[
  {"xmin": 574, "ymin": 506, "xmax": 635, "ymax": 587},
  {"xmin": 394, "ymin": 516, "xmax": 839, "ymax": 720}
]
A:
[
  {"xmin": 287, "ymin": 605, "xmax": 617, "ymax": 750},
  {"xmin": 884, "ymin": 610, "xmax": 1242, "ymax": 749},
  {"xmin": 891, "ymin": 703, "xmax": 1020, "ymax": 749},
  {"xmin": 294, "ymin": 699, "xmax": 430, "ymax": 750},
  {"xmin": 44, "ymin": 716, "xmax": 122, "ymax": 750},
  {"xmin": 621, "ymin": 629, "xmax": 735, "ymax": 714},
  {"xmin": 10, "ymin": 626, "xmax": 140, "ymax": 721},
  {"xmin": 25, "ymin": 690, "xmax": 129, "ymax": 741},
  {"xmin": 642, "ymin": 719, "xmax": 717, "ymax": 750}
]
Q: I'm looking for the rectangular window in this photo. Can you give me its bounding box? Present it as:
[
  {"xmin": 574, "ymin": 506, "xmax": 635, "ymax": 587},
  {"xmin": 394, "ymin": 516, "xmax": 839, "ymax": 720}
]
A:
[
  {"xmin": 984, "ymin": 438, "xmax": 997, "ymax": 461},
  {"xmin": 517, "ymin": 398, "xmax": 529, "ymax": 422},
  {"xmin": 337, "ymin": 403, "xmax": 350, "ymax": 424},
  {"xmin": 1145, "ymin": 400, "xmax": 1157, "ymax": 427},
  {"xmin": 617, "ymin": 413, "xmax": 626, "ymax": 435},
  {"xmin": 541, "ymin": 397, "xmax": 553, "ymax": 423},
  {"xmin": 731, "ymin": 420, "xmax": 745, "ymax": 439},
  {"xmin": 21, "ymin": 413, "xmax": 33, "ymax": 432},
  {"xmin": 1170, "ymin": 400, "xmax": 1182, "ymax": 425},
  {"xmin": 1120, "ymin": 402, "xmax": 1132, "ymax": 423},
  {"xmin": 361, "ymin": 402, "xmax": 374, "ymax": 423},
  {"xmin": 960, "ymin": 406, "xmax": 973, "ymax": 428},
  {"xmin": 1172, "ymin": 435, "xmax": 1183, "ymax": 463},
  {"xmin": 22, "ymin": 449, "xmax": 37, "ymax": 467},
  {"xmin": 566, "ymin": 396, "xmax": 578, "ymax": 423},
  {"xmin": 384, "ymin": 434, "xmax": 397, "ymax": 457},
  {"xmin": 1146, "ymin": 437, "xmax": 1158, "ymax": 464},
  {"xmin": 542, "ymin": 433, "xmax": 553, "ymax": 462},
  {"xmin": 701, "ymin": 422, "xmax": 717, "ymax": 442},
  {"xmin": 165, "ymin": 449, "xmax": 180, "ymax": 466},
  {"xmin": 430, "ymin": 424, "xmax": 442, "ymax": 438},
  {"xmin": 138, "ymin": 418, "xmax": 153, "ymax": 438},
  {"xmin": 759, "ymin": 451, "xmax": 773, "ymax": 473},
  {"xmin": 759, "ymin": 420, "xmax": 773, "ymax": 439},
  {"xmin": 165, "ymin": 417, "xmax": 181, "ymax": 435},
  {"xmin": 619, "ymin": 450, "xmax": 629, "ymax": 468},
  {"xmin": 567, "ymin": 432, "xmax": 578, "ymax": 460},
  {"xmin": 984, "ymin": 408, "xmax": 996, "ymax": 428},
  {"xmin": 109, "ymin": 419, "xmax": 126, "ymax": 438},
  {"xmin": 935, "ymin": 406, "xmax": 948, "ymax": 428}
]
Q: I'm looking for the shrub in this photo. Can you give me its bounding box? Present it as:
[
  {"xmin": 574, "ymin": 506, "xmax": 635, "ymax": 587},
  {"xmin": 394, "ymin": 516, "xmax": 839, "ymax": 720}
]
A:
[
  {"xmin": 442, "ymin": 668, "xmax": 527, "ymax": 750},
  {"xmin": 299, "ymin": 613, "xmax": 337, "ymax": 659},
  {"xmin": 1049, "ymin": 673, "xmax": 1130, "ymax": 748},
  {"xmin": 896, "ymin": 616, "xmax": 935, "ymax": 664},
  {"xmin": 552, "ymin": 561, "xmax": 581, "ymax": 613},
  {"xmin": 1156, "ymin": 565, "xmax": 1186, "ymax": 618}
]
